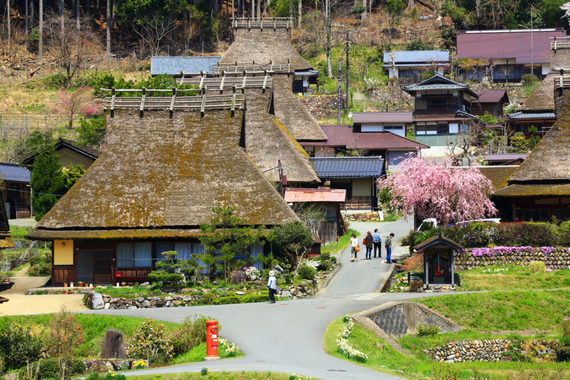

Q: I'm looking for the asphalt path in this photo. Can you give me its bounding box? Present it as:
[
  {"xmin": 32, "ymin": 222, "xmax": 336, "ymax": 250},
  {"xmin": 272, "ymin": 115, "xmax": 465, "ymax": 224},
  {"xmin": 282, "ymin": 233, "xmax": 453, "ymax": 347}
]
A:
[{"xmin": 94, "ymin": 217, "xmax": 428, "ymax": 379}]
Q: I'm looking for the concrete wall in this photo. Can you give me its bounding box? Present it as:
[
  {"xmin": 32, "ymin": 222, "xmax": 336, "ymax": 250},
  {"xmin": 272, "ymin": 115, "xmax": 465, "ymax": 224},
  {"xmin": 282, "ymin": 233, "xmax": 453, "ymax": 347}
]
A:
[
  {"xmin": 352, "ymin": 178, "xmax": 371, "ymax": 197},
  {"xmin": 53, "ymin": 239, "xmax": 74, "ymax": 265}
]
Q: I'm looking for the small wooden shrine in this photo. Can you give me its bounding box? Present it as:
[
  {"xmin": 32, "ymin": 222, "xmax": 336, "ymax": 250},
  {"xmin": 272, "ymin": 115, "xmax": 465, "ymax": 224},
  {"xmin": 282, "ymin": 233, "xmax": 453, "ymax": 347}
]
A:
[{"xmin": 414, "ymin": 233, "xmax": 464, "ymax": 287}]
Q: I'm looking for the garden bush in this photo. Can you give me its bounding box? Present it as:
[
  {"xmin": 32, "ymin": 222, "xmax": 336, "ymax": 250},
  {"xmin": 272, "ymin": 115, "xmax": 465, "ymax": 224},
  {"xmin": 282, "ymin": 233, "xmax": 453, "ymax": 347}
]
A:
[
  {"xmin": 317, "ymin": 260, "xmax": 329, "ymax": 271},
  {"xmin": 320, "ymin": 252, "xmax": 331, "ymax": 261},
  {"xmin": 170, "ymin": 315, "xmax": 214, "ymax": 356},
  {"xmin": 37, "ymin": 358, "xmax": 59, "ymax": 379},
  {"xmin": 529, "ymin": 260, "xmax": 546, "ymax": 273},
  {"xmin": 28, "ymin": 252, "xmax": 52, "ymax": 276},
  {"xmin": 0, "ymin": 324, "xmax": 43, "ymax": 369},
  {"xmin": 47, "ymin": 310, "xmax": 83, "ymax": 359},
  {"xmin": 417, "ymin": 324, "xmax": 440, "ymax": 336},
  {"xmin": 126, "ymin": 320, "xmax": 174, "ymax": 364},
  {"xmin": 298, "ymin": 265, "xmax": 316, "ymax": 280}
]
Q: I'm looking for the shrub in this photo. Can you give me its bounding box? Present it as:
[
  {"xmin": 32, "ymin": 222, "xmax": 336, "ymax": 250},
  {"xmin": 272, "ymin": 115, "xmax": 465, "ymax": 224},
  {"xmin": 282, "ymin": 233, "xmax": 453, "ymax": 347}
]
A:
[
  {"xmin": 0, "ymin": 324, "xmax": 43, "ymax": 369},
  {"xmin": 47, "ymin": 310, "xmax": 84, "ymax": 359},
  {"xmin": 126, "ymin": 320, "xmax": 174, "ymax": 364},
  {"xmin": 557, "ymin": 346, "xmax": 570, "ymax": 362},
  {"xmin": 330, "ymin": 256, "xmax": 337, "ymax": 263},
  {"xmin": 417, "ymin": 324, "xmax": 440, "ymax": 336},
  {"xmin": 28, "ymin": 252, "xmax": 52, "ymax": 276},
  {"xmin": 529, "ymin": 260, "xmax": 546, "ymax": 273},
  {"xmin": 297, "ymin": 265, "xmax": 316, "ymax": 281},
  {"xmin": 522, "ymin": 73, "xmax": 538, "ymax": 86},
  {"xmin": 316, "ymin": 261, "xmax": 329, "ymax": 271},
  {"xmin": 559, "ymin": 221, "xmax": 570, "ymax": 246},
  {"xmin": 37, "ymin": 358, "xmax": 59, "ymax": 379},
  {"xmin": 218, "ymin": 338, "xmax": 239, "ymax": 358},
  {"xmin": 68, "ymin": 358, "xmax": 86, "ymax": 375},
  {"xmin": 320, "ymin": 252, "xmax": 331, "ymax": 261},
  {"xmin": 171, "ymin": 315, "xmax": 214, "ymax": 356}
]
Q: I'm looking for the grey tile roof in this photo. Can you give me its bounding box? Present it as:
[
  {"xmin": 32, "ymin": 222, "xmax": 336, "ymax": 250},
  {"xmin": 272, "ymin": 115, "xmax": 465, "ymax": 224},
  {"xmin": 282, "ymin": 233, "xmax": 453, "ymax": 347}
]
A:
[
  {"xmin": 0, "ymin": 162, "xmax": 30, "ymax": 183},
  {"xmin": 506, "ymin": 111, "xmax": 556, "ymax": 120},
  {"xmin": 404, "ymin": 83, "xmax": 469, "ymax": 91},
  {"xmin": 151, "ymin": 56, "xmax": 222, "ymax": 75},
  {"xmin": 309, "ymin": 156, "xmax": 384, "ymax": 178},
  {"xmin": 383, "ymin": 50, "xmax": 450, "ymax": 64}
]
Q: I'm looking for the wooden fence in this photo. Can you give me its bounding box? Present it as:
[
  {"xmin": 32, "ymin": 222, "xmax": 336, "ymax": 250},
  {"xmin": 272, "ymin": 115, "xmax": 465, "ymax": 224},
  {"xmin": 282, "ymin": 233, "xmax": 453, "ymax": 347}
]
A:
[
  {"xmin": 215, "ymin": 62, "xmax": 295, "ymax": 74},
  {"xmin": 101, "ymin": 89, "xmax": 245, "ymax": 116},
  {"xmin": 178, "ymin": 73, "xmax": 273, "ymax": 91},
  {"xmin": 232, "ymin": 17, "xmax": 294, "ymax": 30},
  {"xmin": 551, "ymin": 37, "xmax": 570, "ymax": 52}
]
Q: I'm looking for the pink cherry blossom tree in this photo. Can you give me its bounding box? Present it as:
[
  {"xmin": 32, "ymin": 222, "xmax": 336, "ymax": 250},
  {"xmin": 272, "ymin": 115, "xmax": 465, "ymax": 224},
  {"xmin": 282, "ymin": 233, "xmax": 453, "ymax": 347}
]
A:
[
  {"xmin": 378, "ymin": 157, "xmax": 497, "ymax": 225},
  {"xmin": 51, "ymin": 86, "xmax": 100, "ymax": 129}
]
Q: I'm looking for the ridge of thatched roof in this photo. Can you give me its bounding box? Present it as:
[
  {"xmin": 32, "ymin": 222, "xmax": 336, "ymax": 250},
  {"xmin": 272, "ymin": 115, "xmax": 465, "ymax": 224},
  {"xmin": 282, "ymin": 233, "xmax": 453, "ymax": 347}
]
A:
[
  {"xmin": 507, "ymin": 91, "xmax": 570, "ymax": 184},
  {"xmin": 30, "ymin": 108, "xmax": 298, "ymax": 238},
  {"xmin": 273, "ymin": 75, "xmax": 327, "ymax": 141},
  {"xmin": 221, "ymin": 28, "xmax": 312, "ymax": 71}
]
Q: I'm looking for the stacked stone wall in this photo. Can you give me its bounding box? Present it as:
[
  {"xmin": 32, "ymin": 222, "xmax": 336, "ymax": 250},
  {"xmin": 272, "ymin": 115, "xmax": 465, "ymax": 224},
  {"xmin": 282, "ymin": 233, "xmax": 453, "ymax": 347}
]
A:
[
  {"xmin": 298, "ymin": 95, "xmax": 340, "ymax": 120},
  {"xmin": 455, "ymin": 247, "xmax": 570, "ymax": 271}
]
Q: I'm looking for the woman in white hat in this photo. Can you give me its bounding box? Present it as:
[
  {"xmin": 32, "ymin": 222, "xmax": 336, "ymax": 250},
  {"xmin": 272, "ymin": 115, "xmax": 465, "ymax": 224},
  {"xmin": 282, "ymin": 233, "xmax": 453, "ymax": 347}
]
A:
[{"xmin": 267, "ymin": 270, "xmax": 277, "ymax": 303}]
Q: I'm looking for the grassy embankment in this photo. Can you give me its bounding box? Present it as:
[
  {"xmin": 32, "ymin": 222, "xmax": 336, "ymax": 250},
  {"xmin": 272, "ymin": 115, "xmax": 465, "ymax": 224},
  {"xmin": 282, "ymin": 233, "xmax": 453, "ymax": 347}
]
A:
[
  {"xmin": 324, "ymin": 290, "xmax": 570, "ymax": 379},
  {"xmin": 458, "ymin": 266, "xmax": 570, "ymax": 291},
  {"xmin": 321, "ymin": 229, "xmax": 360, "ymax": 255}
]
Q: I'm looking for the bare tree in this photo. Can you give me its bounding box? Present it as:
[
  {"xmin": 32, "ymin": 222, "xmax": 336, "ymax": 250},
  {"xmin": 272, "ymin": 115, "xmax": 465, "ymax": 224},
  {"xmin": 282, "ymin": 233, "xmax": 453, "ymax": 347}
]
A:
[
  {"xmin": 446, "ymin": 119, "xmax": 487, "ymax": 166},
  {"xmin": 132, "ymin": 15, "xmax": 177, "ymax": 57},
  {"xmin": 324, "ymin": 0, "xmax": 332, "ymax": 77},
  {"xmin": 39, "ymin": 0, "xmax": 43, "ymax": 69},
  {"xmin": 6, "ymin": 0, "xmax": 10, "ymax": 48},
  {"xmin": 106, "ymin": 0, "xmax": 111, "ymax": 61}
]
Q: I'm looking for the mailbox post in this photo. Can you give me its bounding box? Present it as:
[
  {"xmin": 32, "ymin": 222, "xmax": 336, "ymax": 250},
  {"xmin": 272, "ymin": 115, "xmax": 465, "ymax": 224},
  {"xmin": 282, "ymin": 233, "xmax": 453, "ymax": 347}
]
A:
[{"xmin": 205, "ymin": 320, "xmax": 220, "ymax": 360}]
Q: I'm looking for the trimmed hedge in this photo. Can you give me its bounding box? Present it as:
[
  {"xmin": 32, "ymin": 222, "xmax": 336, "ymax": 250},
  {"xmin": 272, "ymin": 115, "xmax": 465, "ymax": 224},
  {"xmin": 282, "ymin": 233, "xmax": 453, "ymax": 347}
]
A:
[{"xmin": 414, "ymin": 222, "xmax": 569, "ymax": 248}]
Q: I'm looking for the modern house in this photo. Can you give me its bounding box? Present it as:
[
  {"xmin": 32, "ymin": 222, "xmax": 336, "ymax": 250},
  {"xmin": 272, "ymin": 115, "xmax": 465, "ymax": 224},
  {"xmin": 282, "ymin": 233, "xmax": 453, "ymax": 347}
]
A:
[
  {"xmin": 22, "ymin": 138, "xmax": 100, "ymax": 171},
  {"xmin": 309, "ymin": 156, "xmax": 384, "ymax": 210},
  {"xmin": 483, "ymin": 153, "xmax": 528, "ymax": 166},
  {"xmin": 28, "ymin": 94, "xmax": 299, "ymax": 286},
  {"xmin": 472, "ymin": 90, "xmax": 509, "ymax": 118},
  {"xmin": 383, "ymin": 50, "xmax": 450, "ymax": 82},
  {"xmin": 455, "ymin": 29, "xmax": 566, "ymax": 82},
  {"xmin": 492, "ymin": 74, "xmax": 570, "ymax": 221},
  {"xmin": 403, "ymin": 75, "xmax": 478, "ymax": 147},
  {"xmin": 303, "ymin": 124, "xmax": 427, "ymax": 171},
  {"xmin": 352, "ymin": 112, "xmax": 413, "ymax": 137},
  {"xmin": 0, "ymin": 163, "xmax": 31, "ymax": 219},
  {"xmin": 150, "ymin": 56, "xmax": 222, "ymax": 76}
]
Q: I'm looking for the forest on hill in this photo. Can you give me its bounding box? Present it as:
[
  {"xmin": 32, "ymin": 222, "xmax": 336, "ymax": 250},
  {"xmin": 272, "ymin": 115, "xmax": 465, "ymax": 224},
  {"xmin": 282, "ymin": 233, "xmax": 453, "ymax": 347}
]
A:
[{"xmin": 1, "ymin": 0, "xmax": 569, "ymax": 59}]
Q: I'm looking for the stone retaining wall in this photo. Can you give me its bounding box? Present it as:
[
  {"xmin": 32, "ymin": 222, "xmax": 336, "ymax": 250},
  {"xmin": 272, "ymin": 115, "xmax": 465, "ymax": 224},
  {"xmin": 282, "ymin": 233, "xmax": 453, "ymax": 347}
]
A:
[
  {"xmin": 456, "ymin": 247, "xmax": 570, "ymax": 271},
  {"xmin": 425, "ymin": 339, "xmax": 559, "ymax": 363},
  {"xmin": 82, "ymin": 359, "xmax": 148, "ymax": 372},
  {"xmin": 298, "ymin": 95, "xmax": 339, "ymax": 120}
]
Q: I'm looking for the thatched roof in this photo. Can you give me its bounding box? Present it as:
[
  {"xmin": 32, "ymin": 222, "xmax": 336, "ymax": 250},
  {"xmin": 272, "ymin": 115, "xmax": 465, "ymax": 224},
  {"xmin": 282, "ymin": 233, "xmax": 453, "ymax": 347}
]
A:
[
  {"xmin": 273, "ymin": 75, "xmax": 327, "ymax": 141},
  {"xmin": 29, "ymin": 106, "xmax": 298, "ymax": 240},
  {"xmin": 494, "ymin": 92, "xmax": 570, "ymax": 197},
  {"xmin": 221, "ymin": 28, "xmax": 312, "ymax": 71},
  {"xmin": 476, "ymin": 166, "xmax": 520, "ymax": 190},
  {"xmin": 242, "ymin": 88, "xmax": 320, "ymax": 183},
  {"xmin": 521, "ymin": 74, "xmax": 555, "ymax": 111}
]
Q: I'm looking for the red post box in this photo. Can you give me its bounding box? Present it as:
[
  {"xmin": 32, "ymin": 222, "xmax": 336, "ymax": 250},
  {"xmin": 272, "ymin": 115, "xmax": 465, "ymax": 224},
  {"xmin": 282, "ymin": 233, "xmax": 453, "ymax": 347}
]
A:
[{"xmin": 205, "ymin": 320, "xmax": 220, "ymax": 360}]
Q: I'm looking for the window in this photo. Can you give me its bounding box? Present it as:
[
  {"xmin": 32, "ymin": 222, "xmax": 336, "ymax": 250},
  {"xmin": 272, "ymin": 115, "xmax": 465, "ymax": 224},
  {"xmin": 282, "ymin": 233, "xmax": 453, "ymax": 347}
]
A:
[
  {"xmin": 449, "ymin": 123, "xmax": 459, "ymax": 134},
  {"xmin": 116, "ymin": 242, "xmax": 152, "ymax": 268}
]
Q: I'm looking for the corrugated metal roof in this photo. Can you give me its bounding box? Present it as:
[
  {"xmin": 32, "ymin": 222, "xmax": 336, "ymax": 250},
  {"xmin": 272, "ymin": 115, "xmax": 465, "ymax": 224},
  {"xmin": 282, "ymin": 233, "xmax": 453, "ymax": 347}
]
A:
[
  {"xmin": 382, "ymin": 63, "xmax": 449, "ymax": 68},
  {"xmin": 151, "ymin": 56, "xmax": 222, "ymax": 75},
  {"xmin": 455, "ymin": 29, "xmax": 566, "ymax": 64},
  {"xmin": 383, "ymin": 50, "xmax": 449, "ymax": 64},
  {"xmin": 294, "ymin": 70, "xmax": 319, "ymax": 76},
  {"xmin": 353, "ymin": 112, "xmax": 413, "ymax": 124},
  {"xmin": 309, "ymin": 156, "xmax": 384, "ymax": 178},
  {"xmin": 506, "ymin": 111, "xmax": 556, "ymax": 120},
  {"xmin": 0, "ymin": 162, "xmax": 30, "ymax": 182},
  {"xmin": 284, "ymin": 188, "xmax": 346, "ymax": 203}
]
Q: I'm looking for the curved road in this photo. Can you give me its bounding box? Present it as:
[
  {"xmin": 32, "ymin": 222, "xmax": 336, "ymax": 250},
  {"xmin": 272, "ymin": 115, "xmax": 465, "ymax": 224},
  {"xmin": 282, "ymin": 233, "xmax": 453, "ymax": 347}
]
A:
[{"xmin": 95, "ymin": 218, "xmax": 427, "ymax": 379}]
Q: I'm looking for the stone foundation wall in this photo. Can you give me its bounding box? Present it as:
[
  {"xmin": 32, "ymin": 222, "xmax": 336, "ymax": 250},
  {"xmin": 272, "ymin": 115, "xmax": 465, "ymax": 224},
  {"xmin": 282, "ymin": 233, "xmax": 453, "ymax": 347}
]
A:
[
  {"xmin": 298, "ymin": 95, "xmax": 340, "ymax": 120},
  {"xmin": 425, "ymin": 339, "xmax": 559, "ymax": 363},
  {"xmin": 455, "ymin": 247, "xmax": 570, "ymax": 271}
]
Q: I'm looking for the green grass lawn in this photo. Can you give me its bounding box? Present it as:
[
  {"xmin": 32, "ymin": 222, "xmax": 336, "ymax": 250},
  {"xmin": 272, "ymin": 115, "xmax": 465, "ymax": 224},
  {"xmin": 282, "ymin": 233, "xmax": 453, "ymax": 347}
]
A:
[
  {"xmin": 323, "ymin": 316, "xmax": 570, "ymax": 379},
  {"xmin": 459, "ymin": 266, "xmax": 570, "ymax": 291},
  {"xmin": 321, "ymin": 229, "xmax": 360, "ymax": 255},
  {"xmin": 417, "ymin": 291, "xmax": 570, "ymax": 332}
]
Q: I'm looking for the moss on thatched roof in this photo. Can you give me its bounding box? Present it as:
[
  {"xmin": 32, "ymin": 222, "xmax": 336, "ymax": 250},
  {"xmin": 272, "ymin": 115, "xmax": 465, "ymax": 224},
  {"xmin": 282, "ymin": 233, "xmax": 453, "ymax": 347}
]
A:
[
  {"xmin": 221, "ymin": 28, "xmax": 312, "ymax": 71},
  {"xmin": 273, "ymin": 75, "xmax": 327, "ymax": 141},
  {"xmin": 29, "ymin": 108, "xmax": 298, "ymax": 240},
  {"xmin": 493, "ymin": 183, "xmax": 570, "ymax": 197},
  {"xmin": 509, "ymin": 92, "xmax": 570, "ymax": 183},
  {"xmin": 521, "ymin": 74, "xmax": 555, "ymax": 111},
  {"xmin": 477, "ymin": 166, "xmax": 520, "ymax": 190}
]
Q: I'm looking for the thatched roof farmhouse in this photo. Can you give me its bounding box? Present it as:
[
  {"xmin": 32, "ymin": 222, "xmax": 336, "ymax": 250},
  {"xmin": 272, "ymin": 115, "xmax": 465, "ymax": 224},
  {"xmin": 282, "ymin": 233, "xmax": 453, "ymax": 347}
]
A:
[{"xmin": 28, "ymin": 93, "xmax": 298, "ymax": 285}]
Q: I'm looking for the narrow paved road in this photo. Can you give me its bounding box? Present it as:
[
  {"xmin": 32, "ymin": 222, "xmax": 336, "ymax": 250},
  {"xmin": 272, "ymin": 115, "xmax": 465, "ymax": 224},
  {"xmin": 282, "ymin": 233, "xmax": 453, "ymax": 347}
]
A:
[{"xmin": 95, "ymin": 218, "xmax": 424, "ymax": 379}]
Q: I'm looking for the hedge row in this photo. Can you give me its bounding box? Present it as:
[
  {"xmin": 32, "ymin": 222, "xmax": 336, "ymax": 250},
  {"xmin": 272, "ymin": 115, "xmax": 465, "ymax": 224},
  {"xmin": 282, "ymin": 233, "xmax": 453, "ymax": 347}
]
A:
[{"xmin": 414, "ymin": 221, "xmax": 570, "ymax": 248}]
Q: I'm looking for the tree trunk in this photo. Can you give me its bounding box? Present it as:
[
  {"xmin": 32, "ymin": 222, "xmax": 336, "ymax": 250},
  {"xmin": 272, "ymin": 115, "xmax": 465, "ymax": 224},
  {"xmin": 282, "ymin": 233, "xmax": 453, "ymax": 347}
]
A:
[
  {"xmin": 257, "ymin": 0, "xmax": 260, "ymax": 20},
  {"xmin": 59, "ymin": 0, "xmax": 64, "ymax": 49},
  {"xmin": 325, "ymin": 0, "xmax": 332, "ymax": 78},
  {"xmin": 76, "ymin": 0, "xmax": 80, "ymax": 33},
  {"xmin": 251, "ymin": 0, "xmax": 254, "ymax": 18},
  {"xmin": 298, "ymin": 0, "xmax": 302, "ymax": 28},
  {"xmin": 106, "ymin": 0, "xmax": 111, "ymax": 61},
  {"xmin": 361, "ymin": 0, "xmax": 366, "ymax": 21},
  {"xmin": 39, "ymin": 0, "xmax": 43, "ymax": 68},
  {"xmin": 6, "ymin": 0, "xmax": 11, "ymax": 49},
  {"xmin": 25, "ymin": 0, "xmax": 29, "ymax": 45}
]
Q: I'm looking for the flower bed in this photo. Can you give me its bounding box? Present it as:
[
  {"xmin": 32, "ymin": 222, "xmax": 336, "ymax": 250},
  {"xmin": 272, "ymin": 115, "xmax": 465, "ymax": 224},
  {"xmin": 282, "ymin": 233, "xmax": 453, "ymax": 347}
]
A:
[
  {"xmin": 456, "ymin": 246, "xmax": 570, "ymax": 270},
  {"xmin": 336, "ymin": 315, "xmax": 368, "ymax": 362}
]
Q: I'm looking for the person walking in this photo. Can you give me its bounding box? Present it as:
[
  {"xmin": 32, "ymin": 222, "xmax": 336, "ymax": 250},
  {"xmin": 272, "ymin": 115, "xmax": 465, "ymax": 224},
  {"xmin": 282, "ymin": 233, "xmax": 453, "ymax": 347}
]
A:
[
  {"xmin": 267, "ymin": 270, "xmax": 277, "ymax": 303},
  {"xmin": 372, "ymin": 228, "xmax": 382, "ymax": 258},
  {"xmin": 364, "ymin": 231, "xmax": 373, "ymax": 260},
  {"xmin": 350, "ymin": 233, "xmax": 359, "ymax": 262},
  {"xmin": 385, "ymin": 233, "xmax": 395, "ymax": 263}
]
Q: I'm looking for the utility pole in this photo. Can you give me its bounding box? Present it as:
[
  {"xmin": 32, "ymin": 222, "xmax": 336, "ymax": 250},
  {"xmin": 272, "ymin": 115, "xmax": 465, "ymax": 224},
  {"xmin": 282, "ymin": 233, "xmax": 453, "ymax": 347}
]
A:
[
  {"xmin": 39, "ymin": 0, "xmax": 43, "ymax": 73},
  {"xmin": 325, "ymin": 0, "xmax": 332, "ymax": 77},
  {"xmin": 337, "ymin": 58, "xmax": 342, "ymax": 126},
  {"xmin": 530, "ymin": 7, "xmax": 534, "ymax": 75},
  {"xmin": 106, "ymin": 0, "xmax": 111, "ymax": 62},
  {"xmin": 344, "ymin": 30, "xmax": 353, "ymax": 110}
]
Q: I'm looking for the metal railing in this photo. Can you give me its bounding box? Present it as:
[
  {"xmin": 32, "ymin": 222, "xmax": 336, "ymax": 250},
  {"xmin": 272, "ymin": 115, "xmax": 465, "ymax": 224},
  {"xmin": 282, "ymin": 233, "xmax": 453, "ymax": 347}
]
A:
[
  {"xmin": 101, "ymin": 89, "xmax": 245, "ymax": 116},
  {"xmin": 232, "ymin": 17, "xmax": 295, "ymax": 30}
]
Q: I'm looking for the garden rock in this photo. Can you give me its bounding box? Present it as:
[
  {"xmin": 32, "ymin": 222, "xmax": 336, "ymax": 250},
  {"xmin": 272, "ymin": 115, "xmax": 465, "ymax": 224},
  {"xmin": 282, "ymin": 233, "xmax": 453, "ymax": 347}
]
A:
[
  {"xmin": 230, "ymin": 270, "xmax": 247, "ymax": 284},
  {"xmin": 101, "ymin": 329, "xmax": 127, "ymax": 359},
  {"xmin": 89, "ymin": 291, "xmax": 105, "ymax": 310}
]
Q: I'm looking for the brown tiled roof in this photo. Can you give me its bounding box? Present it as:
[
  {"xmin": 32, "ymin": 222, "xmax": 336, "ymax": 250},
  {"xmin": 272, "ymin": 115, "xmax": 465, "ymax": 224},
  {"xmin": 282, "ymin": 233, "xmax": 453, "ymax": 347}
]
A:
[
  {"xmin": 455, "ymin": 29, "xmax": 566, "ymax": 64},
  {"xmin": 353, "ymin": 112, "xmax": 413, "ymax": 124},
  {"xmin": 306, "ymin": 125, "xmax": 428, "ymax": 150},
  {"xmin": 473, "ymin": 90, "xmax": 508, "ymax": 104}
]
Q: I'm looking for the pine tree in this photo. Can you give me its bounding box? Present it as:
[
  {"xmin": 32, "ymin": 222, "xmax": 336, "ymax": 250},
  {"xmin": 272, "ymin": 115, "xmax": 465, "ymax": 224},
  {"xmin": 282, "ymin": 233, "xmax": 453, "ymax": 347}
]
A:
[{"xmin": 30, "ymin": 147, "xmax": 64, "ymax": 221}]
